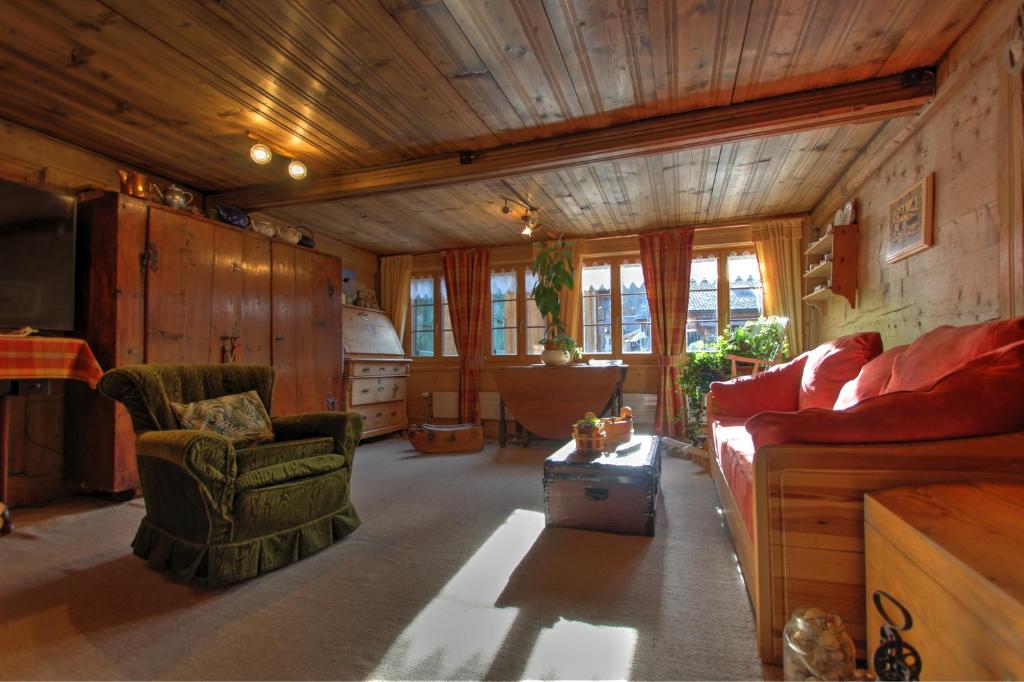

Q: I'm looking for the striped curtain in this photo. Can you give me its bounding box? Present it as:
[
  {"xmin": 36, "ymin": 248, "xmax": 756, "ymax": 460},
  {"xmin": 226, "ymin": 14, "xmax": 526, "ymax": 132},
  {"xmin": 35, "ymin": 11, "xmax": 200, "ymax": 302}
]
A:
[
  {"xmin": 639, "ymin": 227, "xmax": 695, "ymax": 436},
  {"xmin": 443, "ymin": 248, "xmax": 490, "ymax": 423}
]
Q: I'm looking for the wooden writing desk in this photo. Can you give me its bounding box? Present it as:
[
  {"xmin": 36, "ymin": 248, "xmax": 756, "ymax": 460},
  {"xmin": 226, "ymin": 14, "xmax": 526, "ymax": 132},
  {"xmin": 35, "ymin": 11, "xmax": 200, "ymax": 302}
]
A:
[{"xmin": 493, "ymin": 363, "xmax": 627, "ymax": 446}]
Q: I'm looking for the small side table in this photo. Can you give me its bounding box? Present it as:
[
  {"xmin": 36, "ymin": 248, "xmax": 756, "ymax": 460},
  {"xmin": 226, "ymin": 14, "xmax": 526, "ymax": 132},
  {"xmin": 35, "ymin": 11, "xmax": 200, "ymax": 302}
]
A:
[{"xmin": 0, "ymin": 336, "xmax": 104, "ymax": 535}]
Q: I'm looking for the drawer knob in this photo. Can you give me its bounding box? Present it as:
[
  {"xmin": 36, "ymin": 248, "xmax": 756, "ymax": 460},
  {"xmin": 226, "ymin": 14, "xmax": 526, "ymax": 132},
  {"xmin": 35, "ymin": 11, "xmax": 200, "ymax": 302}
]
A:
[
  {"xmin": 361, "ymin": 388, "xmax": 370, "ymax": 394},
  {"xmin": 361, "ymin": 367, "xmax": 370, "ymax": 373}
]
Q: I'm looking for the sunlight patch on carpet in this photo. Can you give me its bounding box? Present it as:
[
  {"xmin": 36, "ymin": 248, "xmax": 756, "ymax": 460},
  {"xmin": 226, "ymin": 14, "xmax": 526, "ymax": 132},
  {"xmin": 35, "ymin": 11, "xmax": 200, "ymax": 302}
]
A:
[
  {"xmin": 369, "ymin": 509, "xmax": 544, "ymax": 680},
  {"xmin": 522, "ymin": 617, "xmax": 638, "ymax": 681}
]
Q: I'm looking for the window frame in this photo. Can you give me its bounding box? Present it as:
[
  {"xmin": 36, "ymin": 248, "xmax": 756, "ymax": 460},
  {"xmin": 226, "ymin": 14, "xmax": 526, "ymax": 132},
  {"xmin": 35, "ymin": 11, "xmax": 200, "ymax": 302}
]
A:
[
  {"xmin": 689, "ymin": 246, "xmax": 764, "ymax": 340},
  {"xmin": 489, "ymin": 269, "xmax": 519, "ymax": 356}
]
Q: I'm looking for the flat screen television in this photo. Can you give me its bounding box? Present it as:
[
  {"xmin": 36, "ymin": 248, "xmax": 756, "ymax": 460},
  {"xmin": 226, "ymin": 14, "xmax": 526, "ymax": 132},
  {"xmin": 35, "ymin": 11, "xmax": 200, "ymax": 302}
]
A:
[{"xmin": 0, "ymin": 178, "xmax": 77, "ymax": 331}]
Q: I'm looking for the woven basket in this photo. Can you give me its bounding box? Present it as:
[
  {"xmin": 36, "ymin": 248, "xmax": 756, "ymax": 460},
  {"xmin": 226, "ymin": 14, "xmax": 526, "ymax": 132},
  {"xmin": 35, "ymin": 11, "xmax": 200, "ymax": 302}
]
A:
[
  {"xmin": 572, "ymin": 426, "xmax": 607, "ymax": 454},
  {"xmin": 602, "ymin": 407, "xmax": 634, "ymax": 446}
]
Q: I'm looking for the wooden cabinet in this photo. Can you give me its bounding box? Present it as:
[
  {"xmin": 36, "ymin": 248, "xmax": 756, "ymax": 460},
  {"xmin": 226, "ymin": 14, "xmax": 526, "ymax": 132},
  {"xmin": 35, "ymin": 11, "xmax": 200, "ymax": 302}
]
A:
[
  {"xmin": 69, "ymin": 193, "xmax": 343, "ymax": 493},
  {"xmin": 865, "ymin": 483, "xmax": 1024, "ymax": 680},
  {"xmin": 271, "ymin": 243, "xmax": 342, "ymax": 415},
  {"xmin": 341, "ymin": 305, "xmax": 410, "ymax": 438}
]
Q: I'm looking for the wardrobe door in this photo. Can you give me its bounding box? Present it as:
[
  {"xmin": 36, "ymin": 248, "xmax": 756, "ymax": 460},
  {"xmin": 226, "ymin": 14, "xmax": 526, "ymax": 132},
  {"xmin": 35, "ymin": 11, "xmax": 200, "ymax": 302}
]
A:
[
  {"xmin": 271, "ymin": 242, "xmax": 298, "ymax": 415},
  {"xmin": 294, "ymin": 249, "xmax": 343, "ymax": 413},
  {"xmin": 210, "ymin": 227, "xmax": 271, "ymax": 365},
  {"xmin": 144, "ymin": 207, "xmax": 214, "ymax": 363}
]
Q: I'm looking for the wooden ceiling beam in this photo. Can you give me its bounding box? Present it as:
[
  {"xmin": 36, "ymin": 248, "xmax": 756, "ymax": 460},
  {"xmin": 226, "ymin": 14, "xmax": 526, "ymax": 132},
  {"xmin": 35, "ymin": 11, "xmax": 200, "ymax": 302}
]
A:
[{"xmin": 209, "ymin": 70, "xmax": 935, "ymax": 210}]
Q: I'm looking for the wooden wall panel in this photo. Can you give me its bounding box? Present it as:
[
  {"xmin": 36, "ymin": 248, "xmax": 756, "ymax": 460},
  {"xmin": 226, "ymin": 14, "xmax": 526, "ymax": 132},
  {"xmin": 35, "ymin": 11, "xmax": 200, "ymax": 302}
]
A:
[{"xmin": 806, "ymin": 1, "xmax": 1020, "ymax": 348}]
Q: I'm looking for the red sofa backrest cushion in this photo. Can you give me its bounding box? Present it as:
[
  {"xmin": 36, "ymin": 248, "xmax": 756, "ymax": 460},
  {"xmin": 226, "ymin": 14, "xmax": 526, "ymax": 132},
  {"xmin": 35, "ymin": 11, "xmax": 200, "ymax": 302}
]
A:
[
  {"xmin": 709, "ymin": 354, "xmax": 808, "ymax": 417},
  {"xmin": 884, "ymin": 317, "xmax": 1024, "ymax": 394},
  {"xmin": 749, "ymin": 338, "xmax": 1024, "ymax": 448},
  {"xmin": 833, "ymin": 344, "xmax": 907, "ymax": 410},
  {"xmin": 798, "ymin": 332, "xmax": 882, "ymax": 410}
]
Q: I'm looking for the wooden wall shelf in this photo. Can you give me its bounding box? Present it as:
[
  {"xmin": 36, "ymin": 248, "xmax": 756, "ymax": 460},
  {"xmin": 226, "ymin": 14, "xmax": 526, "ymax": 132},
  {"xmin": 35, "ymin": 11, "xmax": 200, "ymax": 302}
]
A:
[{"xmin": 802, "ymin": 223, "xmax": 859, "ymax": 309}]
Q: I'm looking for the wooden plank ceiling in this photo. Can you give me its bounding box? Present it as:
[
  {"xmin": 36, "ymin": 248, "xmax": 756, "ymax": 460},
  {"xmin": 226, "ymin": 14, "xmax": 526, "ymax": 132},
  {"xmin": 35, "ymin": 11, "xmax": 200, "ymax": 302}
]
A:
[{"xmin": 0, "ymin": 0, "xmax": 983, "ymax": 253}]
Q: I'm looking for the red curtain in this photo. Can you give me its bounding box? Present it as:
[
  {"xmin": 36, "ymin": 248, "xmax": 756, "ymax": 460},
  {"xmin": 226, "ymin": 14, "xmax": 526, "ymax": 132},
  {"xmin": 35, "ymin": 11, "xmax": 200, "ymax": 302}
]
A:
[
  {"xmin": 639, "ymin": 228, "xmax": 695, "ymax": 436},
  {"xmin": 444, "ymin": 248, "xmax": 490, "ymax": 423}
]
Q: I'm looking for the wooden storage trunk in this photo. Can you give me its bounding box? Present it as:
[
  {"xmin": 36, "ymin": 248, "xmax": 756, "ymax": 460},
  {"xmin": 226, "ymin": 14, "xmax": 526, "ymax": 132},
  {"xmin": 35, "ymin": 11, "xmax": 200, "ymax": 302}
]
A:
[
  {"xmin": 865, "ymin": 483, "xmax": 1024, "ymax": 680},
  {"xmin": 543, "ymin": 435, "xmax": 660, "ymax": 536}
]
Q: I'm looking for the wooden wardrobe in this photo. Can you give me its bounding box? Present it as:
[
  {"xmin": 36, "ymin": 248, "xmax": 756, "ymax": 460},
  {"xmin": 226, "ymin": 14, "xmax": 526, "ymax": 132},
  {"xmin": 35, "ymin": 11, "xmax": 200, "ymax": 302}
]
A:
[{"xmin": 69, "ymin": 192, "xmax": 343, "ymax": 494}]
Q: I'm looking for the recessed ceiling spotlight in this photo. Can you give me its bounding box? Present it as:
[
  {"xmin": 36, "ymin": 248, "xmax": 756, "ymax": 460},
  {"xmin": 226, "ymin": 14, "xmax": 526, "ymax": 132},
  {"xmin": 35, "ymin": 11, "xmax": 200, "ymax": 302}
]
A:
[
  {"xmin": 249, "ymin": 143, "xmax": 272, "ymax": 165},
  {"xmin": 288, "ymin": 160, "xmax": 308, "ymax": 180}
]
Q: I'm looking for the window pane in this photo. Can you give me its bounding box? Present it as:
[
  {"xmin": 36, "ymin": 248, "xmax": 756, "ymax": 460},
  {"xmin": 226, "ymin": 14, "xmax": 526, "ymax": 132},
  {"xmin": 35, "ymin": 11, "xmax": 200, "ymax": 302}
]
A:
[
  {"xmin": 728, "ymin": 252, "xmax": 764, "ymax": 330},
  {"xmin": 525, "ymin": 270, "xmax": 544, "ymax": 355},
  {"xmin": 441, "ymin": 277, "xmax": 457, "ymax": 357},
  {"xmin": 620, "ymin": 263, "xmax": 651, "ymax": 354},
  {"xmin": 687, "ymin": 256, "xmax": 719, "ymax": 351},
  {"xmin": 410, "ymin": 276, "xmax": 435, "ymax": 357},
  {"xmin": 490, "ymin": 271, "xmax": 517, "ymax": 356},
  {"xmin": 582, "ymin": 264, "xmax": 612, "ymax": 354}
]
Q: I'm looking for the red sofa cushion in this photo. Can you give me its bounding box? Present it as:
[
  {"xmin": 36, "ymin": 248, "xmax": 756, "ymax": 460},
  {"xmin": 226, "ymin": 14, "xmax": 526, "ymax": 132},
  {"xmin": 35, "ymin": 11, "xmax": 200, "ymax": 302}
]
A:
[
  {"xmin": 711, "ymin": 418, "xmax": 755, "ymax": 536},
  {"xmin": 709, "ymin": 354, "xmax": 808, "ymax": 418},
  {"xmin": 833, "ymin": 345, "xmax": 907, "ymax": 410},
  {"xmin": 798, "ymin": 332, "xmax": 882, "ymax": 410},
  {"xmin": 885, "ymin": 317, "xmax": 1024, "ymax": 393},
  {"xmin": 747, "ymin": 339, "xmax": 1024, "ymax": 448}
]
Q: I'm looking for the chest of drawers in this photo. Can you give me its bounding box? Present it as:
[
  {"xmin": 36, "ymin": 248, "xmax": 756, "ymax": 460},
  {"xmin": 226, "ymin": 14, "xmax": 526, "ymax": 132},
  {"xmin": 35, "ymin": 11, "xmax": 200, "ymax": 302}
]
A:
[{"xmin": 341, "ymin": 305, "xmax": 411, "ymax": 438}]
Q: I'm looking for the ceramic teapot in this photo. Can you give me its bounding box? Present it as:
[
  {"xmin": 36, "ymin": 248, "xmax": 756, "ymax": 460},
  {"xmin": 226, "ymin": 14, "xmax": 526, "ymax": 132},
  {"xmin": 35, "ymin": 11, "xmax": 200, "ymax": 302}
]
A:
[{"xmin": 151, "ymin": 183, "xmax": 194, "ymax": 209}]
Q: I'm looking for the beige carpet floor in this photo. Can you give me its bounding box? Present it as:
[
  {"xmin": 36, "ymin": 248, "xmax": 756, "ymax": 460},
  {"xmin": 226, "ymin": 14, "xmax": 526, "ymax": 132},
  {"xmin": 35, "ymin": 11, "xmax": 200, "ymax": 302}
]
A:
[{"xmin": 0, "ymin": 438, "xmax": 768, "ymax": 681}]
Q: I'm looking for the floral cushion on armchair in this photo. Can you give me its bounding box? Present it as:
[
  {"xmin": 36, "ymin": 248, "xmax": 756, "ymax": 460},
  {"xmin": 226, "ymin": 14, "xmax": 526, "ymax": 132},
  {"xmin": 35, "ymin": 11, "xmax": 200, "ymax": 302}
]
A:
[{"xmin": 170, "ymin": 390, "xmax": 275, "ymax": 447}]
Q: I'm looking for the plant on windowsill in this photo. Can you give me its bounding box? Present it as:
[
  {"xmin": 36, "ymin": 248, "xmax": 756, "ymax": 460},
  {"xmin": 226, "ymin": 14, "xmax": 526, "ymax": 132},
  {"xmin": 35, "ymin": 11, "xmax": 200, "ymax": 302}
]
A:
[
  {"xmin": 531, "ymin": 237, "xmax": 577, "ymax": 366},
  {"xmin": 677, "ymin": 316, "xmax": 789, "ymax": 445}
]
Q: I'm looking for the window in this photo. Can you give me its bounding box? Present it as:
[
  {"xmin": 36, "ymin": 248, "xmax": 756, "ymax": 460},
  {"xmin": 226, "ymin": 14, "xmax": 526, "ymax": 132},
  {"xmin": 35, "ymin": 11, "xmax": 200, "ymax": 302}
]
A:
[
  {"xmin": 727, "ymin": 252, "xmax": 764, "ymax": 329},
  {"xmin": 620, "ymin": 263, "xmax": 651, "ymax": 353},
  {"xmin": 441, "ymin": 278, "xmax": 457, "ymax": 356},
  {"xmin": 490, "ymin": 271, "xmax": 517, "ymax": 356},
  {"xmin": 410, "ymin": 277, "xmax": 435, "ymax": 357},
  {"xmin": 686, "ymin": 250, "xmax": 765, "ymax": 350},
  {"xmin": 687, "ymin": 255, "xmax": 719, "ymax": 351},
  {"xmin": 524, "ymin": 270, "xmax": 544, "ymax": 355},
  {"xmin": 582, "ymin": 264, "xmax": 612, "ymax": 354}
]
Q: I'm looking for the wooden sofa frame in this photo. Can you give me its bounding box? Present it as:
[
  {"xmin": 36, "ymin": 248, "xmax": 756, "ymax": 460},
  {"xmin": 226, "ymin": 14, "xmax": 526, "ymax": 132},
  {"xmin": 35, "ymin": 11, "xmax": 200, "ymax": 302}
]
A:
[{"xmin": 708, "ymin": 426, "xmax": 1024, "ymax": 663}]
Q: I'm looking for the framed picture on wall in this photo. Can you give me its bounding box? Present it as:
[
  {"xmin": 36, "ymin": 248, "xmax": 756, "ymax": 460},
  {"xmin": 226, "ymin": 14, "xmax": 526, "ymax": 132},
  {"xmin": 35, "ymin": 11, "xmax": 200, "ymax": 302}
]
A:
[{"xmin": 886, "ymin": 173, "xmax": 934, "ymax": 263}]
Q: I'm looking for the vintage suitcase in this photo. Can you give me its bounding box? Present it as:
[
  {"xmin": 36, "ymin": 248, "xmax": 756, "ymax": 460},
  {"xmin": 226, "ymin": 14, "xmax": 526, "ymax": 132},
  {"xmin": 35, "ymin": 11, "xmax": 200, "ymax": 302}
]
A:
[
  {"xmin": 543, "ymin": 435, "xmax": 661, "ymax": 536},
  {"xmin": 407, "ymin": 423, "xmax": 484, "ymax": 454}
]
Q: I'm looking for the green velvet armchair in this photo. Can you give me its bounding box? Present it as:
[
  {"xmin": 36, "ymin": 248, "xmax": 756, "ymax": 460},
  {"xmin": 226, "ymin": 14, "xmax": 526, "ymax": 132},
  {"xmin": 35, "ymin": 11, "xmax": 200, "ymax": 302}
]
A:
[{"xmin": 98, "ymin": 364, "xmax": 363, "ymax": 585}]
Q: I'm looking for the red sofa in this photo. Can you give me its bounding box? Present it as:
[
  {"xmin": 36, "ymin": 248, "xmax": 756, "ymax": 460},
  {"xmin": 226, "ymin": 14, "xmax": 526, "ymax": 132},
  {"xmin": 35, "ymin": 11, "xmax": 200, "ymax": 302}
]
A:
[{"xmin": 706, "ymin": 318, "xmax": 1024, "ymax": 663}]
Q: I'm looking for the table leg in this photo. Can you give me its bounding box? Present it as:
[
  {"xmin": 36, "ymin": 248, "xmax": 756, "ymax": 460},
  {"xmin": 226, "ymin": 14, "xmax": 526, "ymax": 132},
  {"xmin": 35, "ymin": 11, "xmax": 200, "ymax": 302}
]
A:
[
  {"xmin": 499, "ymin": 397, "xmax": 508, "ymax": 448},
  {"xmin": 0, "ymin": 395, "xmax": 12, "ymax": 536}
]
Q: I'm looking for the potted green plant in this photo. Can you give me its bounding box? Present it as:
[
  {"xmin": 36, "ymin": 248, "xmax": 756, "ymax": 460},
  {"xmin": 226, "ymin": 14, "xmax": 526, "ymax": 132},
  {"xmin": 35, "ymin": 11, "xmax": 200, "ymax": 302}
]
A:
[
  {"xmin": 530, "ymin": 238, "xmax": 577, "ymax": 366},
  {"xmin": 572, "ymin": 412, "xmax": 606, "ymax": 453},
  {"xmin": 678, "ymin": 316, "xmax": 789, "ymax": 444}
]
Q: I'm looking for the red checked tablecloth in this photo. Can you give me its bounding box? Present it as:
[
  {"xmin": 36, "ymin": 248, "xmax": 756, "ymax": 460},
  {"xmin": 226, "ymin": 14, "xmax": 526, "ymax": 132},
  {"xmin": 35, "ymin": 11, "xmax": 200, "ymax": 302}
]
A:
[{"xmin": 0, "ymin": 336, "xmax": 104, "ymax": 388}]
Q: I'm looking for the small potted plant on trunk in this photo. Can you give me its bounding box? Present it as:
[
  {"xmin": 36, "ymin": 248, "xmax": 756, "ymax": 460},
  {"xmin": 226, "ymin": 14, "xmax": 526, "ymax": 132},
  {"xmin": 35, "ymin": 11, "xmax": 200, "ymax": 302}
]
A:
[
  {"xmin": 572, "ymin": 412, "xmax": 606, "ymax": 453},
  {"xmin": 531, "ymin": 238, "xmax": 577, "ymax": 366}
]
